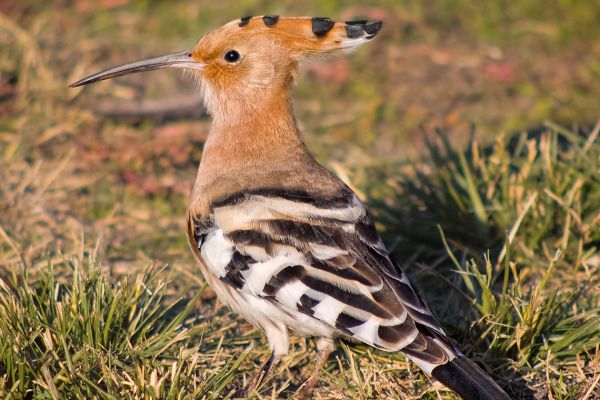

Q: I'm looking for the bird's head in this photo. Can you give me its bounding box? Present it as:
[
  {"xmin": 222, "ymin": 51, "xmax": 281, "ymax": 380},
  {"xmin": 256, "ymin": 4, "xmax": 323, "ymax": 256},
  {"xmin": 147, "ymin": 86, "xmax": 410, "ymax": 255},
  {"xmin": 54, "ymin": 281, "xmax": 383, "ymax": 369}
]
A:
[{"xmin": 71, "ymin": 16, "xmax": 381, "ymax": 117}]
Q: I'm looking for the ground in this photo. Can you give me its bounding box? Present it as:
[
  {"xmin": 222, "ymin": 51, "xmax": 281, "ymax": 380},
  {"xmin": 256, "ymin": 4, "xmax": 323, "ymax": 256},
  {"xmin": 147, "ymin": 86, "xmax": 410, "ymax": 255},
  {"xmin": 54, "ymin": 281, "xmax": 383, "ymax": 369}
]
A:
[{"xmin": 0, "ymin": 1, "xmax": 599, "ymax": 399}]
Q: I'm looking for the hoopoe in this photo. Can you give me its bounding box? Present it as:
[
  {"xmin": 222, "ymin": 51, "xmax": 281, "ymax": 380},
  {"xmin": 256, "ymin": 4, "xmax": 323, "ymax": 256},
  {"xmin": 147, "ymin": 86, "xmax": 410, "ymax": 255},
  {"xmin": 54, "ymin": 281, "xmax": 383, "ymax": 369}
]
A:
[{"xmin": 71, "ymin": 16, "xmax": 511, "ymax": 399}]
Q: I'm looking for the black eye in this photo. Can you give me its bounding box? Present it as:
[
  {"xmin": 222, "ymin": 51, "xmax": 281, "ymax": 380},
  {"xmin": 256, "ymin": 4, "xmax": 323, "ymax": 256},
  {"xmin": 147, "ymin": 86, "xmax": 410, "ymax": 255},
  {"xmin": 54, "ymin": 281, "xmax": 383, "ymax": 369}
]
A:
[{"xmin": 224, "ymin": 50, "xmax": 240, "ymax": 63}]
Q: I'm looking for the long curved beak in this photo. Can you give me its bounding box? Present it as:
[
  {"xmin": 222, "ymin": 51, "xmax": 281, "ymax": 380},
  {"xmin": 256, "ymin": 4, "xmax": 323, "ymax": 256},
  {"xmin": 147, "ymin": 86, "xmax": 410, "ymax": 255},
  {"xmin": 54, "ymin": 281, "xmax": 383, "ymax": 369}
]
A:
[{"xmin": 70, "ymin": 50, "xmax": 203, "ymax": 88}]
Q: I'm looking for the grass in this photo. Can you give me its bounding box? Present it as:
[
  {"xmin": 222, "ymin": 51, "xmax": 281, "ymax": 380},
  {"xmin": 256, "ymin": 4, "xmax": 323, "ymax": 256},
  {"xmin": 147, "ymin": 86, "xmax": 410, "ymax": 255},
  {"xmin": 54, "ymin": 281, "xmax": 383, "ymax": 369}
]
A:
[
  {"xmin": 366, "ymin": 125, "xmax": 600, "ymax": 397},
  {"xmin": 1, "ymin": 126, "xmax": 598, "ymax": 399},
  {"xmin": 1, "ymin": 1, "xmax": 599, "ymax": 399},
  {"xmin": 0, "ymin": 261, "xmax": 254, "ymax": 399}
]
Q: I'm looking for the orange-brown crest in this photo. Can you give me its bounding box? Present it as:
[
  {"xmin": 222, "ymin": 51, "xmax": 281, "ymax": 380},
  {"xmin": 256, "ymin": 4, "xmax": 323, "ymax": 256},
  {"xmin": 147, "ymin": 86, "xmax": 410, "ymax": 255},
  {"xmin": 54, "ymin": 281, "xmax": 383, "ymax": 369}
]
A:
[{"xmin": 189, "ymin": 16, "xmax": 382, "ymax": 112}]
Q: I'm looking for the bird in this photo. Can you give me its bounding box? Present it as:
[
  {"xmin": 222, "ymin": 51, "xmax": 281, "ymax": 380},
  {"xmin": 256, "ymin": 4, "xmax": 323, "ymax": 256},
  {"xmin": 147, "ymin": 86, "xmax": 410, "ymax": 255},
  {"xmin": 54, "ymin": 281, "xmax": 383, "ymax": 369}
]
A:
[{"xmin": 71, "ymin": 16, "xmax": 511, "ymax": 399}]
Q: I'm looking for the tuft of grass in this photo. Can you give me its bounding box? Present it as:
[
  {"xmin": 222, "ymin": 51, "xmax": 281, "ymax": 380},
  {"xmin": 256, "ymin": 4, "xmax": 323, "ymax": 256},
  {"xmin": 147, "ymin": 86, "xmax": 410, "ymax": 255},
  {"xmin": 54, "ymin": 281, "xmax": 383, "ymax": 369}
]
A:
[
  {"xmin": 371, "ymin": 123, "xmax": 599, "ymax": 269},
  {"xmin": 442, "ymin": 243, "xmax": 599, "ymax": 398},
  {"xmin": 362, "ymin": 124, "xmax": 599, "ymax": 398},
  {"xmin": 0, "ymin": 258, "xmax": 251, "ymax": 399}
]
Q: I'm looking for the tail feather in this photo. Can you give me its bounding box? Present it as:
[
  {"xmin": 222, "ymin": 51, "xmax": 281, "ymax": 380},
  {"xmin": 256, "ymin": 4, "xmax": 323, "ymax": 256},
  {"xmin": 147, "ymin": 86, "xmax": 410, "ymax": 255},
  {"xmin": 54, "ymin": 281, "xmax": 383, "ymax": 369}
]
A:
[{"xmin": 431, "ymin": 356, "xmax": 511, "ymax": 400}]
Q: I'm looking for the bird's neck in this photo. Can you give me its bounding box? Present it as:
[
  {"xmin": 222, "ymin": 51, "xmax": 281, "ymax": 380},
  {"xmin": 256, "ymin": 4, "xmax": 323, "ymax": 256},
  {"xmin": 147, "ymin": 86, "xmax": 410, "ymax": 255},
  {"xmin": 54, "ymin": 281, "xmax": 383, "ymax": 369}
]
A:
[{"xmin": 193, "ymin": 90, "xmax": 314, "ymax": 197}]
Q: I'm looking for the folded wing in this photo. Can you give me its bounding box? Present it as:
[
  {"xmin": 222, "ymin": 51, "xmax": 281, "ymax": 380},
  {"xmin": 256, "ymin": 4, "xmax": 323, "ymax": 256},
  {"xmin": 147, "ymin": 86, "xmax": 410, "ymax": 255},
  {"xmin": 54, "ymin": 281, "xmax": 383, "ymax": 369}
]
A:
[{"xmin": 191, "ymin": 187, "xmax": 457, "ymax": 372}]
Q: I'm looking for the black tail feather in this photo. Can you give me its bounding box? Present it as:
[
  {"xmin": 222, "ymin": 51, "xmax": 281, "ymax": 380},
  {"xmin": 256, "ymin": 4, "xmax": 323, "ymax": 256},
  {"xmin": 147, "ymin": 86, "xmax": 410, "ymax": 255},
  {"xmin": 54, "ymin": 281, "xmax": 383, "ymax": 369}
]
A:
[{"xmin": 431, "ymin": 356, "xmax": 511, "ymax": 400}]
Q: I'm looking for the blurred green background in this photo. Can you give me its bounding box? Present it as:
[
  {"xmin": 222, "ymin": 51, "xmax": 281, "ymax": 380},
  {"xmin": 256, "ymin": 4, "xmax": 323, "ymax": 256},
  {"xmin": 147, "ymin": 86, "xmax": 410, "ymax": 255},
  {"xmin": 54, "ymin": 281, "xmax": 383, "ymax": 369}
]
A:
[{"xmin": 3, "ymin": 0, "xmax": 600, "ymax": 162}]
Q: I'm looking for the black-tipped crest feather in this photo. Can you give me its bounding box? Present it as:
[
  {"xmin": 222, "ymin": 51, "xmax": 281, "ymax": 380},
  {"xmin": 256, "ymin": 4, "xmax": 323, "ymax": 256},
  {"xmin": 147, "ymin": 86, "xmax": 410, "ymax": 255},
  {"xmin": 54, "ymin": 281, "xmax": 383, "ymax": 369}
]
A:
[
  {"xmin": 263, "ymin": 15, "xmax": 279, "ymax": 27},
  {"xmin": 239, "ymin": 15, "xmax": 252, "ymax": 27},
  {"xmin": 311, "ymin": 17, "xmax": 335, "ymax": 36}
]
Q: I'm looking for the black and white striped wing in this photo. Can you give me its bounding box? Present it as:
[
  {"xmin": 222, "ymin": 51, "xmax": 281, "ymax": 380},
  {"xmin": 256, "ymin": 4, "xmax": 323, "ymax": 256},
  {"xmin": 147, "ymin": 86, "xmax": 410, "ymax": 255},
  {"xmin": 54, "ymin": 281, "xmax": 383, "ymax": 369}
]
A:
[{"xmin": 192, "ymin": 188, "xmax": 457, "ymax": 371}]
